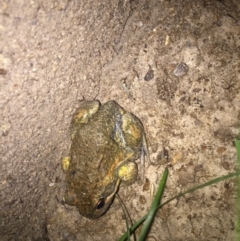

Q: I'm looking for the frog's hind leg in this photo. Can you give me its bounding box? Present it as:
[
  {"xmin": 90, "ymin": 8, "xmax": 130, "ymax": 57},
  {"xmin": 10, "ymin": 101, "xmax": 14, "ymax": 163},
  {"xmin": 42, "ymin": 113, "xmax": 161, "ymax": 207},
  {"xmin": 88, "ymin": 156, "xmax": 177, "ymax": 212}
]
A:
[
  {"xmin": 71, "ymin": 100, "xmax": 100, "ymax": 138},
  {"xmin": 120, "ymin": 112, "xmax": 151, "ymax": 182},
  {"xmin": 71, "ymin": 100, "xmax": 100, "ymax": 125}
]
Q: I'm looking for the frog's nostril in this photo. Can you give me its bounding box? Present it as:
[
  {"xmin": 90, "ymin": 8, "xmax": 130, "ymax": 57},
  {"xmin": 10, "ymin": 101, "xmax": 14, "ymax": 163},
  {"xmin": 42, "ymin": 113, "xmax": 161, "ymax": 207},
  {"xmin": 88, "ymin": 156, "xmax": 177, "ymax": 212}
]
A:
[{"xmin": 96, "ymin": 197, "xmax": 105, "ymax": 209}]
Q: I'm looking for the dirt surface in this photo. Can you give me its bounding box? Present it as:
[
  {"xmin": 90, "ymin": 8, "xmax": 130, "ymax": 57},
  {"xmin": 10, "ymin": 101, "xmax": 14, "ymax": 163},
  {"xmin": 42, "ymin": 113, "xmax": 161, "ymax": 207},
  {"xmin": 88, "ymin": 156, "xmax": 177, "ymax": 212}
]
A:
[{"xmin": 1, "ymin": 0, "xmax": 240, "ymax": 240}]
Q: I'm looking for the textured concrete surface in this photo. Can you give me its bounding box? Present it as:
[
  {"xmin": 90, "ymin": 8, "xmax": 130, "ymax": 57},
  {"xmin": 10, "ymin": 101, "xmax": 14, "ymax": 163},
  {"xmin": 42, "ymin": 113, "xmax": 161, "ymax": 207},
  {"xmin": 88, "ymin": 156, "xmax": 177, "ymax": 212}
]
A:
[{"xmin": 0, "ymin": 0, "xmax": 240, "ymax": 240}]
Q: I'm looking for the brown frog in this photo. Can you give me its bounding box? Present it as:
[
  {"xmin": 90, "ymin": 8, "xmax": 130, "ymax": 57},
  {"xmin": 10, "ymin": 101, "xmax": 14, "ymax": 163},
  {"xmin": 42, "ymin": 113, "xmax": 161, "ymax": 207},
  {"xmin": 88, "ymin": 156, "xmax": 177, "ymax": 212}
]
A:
[{"xmin": 62, "ymin": 100, "xmax": 149, "ymax": 219}]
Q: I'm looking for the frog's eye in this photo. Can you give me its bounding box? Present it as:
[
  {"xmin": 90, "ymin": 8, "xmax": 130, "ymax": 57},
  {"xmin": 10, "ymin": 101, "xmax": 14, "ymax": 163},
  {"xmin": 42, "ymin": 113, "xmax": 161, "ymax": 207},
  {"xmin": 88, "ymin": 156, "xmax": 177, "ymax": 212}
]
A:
[{"xmin": 96, "ymin": 197, "xmax": 105, "ymax": 209}]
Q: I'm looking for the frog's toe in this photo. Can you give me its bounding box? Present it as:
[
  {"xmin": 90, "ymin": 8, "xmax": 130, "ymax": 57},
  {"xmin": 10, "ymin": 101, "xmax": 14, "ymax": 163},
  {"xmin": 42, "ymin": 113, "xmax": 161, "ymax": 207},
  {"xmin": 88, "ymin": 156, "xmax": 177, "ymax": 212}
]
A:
[{"xmin": 117, "ymin": 161, "xmax": 138, "ymax": 185}]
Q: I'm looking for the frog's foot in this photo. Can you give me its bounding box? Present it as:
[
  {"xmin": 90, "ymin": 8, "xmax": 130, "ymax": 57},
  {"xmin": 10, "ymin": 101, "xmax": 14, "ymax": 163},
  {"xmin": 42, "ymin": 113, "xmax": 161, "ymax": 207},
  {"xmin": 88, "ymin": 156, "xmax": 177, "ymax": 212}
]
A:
[
  {"xmin": 62, "ymin": 156, "xmax": 70, "ymax": 172},
  {"xmin": 117, "ymin": 161, "xmax": 138, "ymax": 186}
]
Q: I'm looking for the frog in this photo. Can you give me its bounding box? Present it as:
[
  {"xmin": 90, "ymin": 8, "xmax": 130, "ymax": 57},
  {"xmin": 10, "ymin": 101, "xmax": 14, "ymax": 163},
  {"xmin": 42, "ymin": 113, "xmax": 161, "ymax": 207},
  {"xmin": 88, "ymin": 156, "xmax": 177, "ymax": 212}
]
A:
[{"xmin": 62, "ymin": 100, "xmax": 150, "ymax": 219}]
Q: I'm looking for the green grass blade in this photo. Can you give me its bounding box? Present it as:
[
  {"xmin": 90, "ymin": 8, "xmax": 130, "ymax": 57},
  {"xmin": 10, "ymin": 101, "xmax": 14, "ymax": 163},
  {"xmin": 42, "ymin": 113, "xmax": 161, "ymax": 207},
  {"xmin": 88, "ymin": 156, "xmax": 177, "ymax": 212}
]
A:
[
  {"xmin": 118, "ymin": 171, "xmax": 240, "ymax": 241},
  {"xmin": 235, "ymin": 138, "xmax": 240, "ymax": 241},
  {"xmin": 116, "ymin": 194, "xmax": 134, "ymax": 241},
  {"xmin": 235, "ymin": 138, "xmax": 240, "ymax": 162},
  {"xmin": 138, "ymin": 168, "xmax": 169, "ymax": 241},
  {"xmin": 159, "ymin": 172, "xmax": 240, "ymax": 210}
]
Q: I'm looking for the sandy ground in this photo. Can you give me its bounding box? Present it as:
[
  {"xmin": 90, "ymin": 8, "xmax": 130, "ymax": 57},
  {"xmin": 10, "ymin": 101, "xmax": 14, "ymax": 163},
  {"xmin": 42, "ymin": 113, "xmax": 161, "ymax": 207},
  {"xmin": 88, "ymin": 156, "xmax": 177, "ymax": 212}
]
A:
[{"xmin": 0, "ymin": 0, "xmax": 240, "ymax": 240}]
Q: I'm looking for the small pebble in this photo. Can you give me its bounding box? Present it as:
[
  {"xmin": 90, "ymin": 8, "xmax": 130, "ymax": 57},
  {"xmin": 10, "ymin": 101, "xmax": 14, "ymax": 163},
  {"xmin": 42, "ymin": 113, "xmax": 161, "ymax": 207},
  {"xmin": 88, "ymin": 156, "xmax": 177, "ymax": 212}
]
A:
[
  {"xmin": 173, "ymin": 62, "xmax": 189, "ymax": 77},
  {"xmin": 144, "ymin": 67, "xmax": 154, "ymax": 81}
]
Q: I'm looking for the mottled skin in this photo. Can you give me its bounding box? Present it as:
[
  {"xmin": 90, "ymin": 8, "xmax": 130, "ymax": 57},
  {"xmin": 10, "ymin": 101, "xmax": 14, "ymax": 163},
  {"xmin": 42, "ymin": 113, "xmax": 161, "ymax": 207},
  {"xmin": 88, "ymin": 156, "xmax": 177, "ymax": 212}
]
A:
[{"xmin": 63, "ymin": 100, "xmax": 149, "ymax": 219}]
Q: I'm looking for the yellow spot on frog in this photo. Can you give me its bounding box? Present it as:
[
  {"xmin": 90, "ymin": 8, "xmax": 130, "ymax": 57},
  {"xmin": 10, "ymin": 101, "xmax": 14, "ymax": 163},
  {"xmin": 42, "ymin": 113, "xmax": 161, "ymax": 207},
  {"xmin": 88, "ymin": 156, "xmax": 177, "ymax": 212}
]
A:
[
  {"xmin": 62, "ymin": 156, "xmax": 70, "ymax": 171},
  {"xmin": 118, "ymin": 162, "xmax": 137, "ymax": 183}
]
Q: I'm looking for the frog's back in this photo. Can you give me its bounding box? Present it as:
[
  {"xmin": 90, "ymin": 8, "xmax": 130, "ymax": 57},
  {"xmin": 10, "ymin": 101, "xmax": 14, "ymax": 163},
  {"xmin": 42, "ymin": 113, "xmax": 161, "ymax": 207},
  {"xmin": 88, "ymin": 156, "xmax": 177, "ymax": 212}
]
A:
[
  {"xmin": 92, "ymin": 100, "xmax": 124, "ymax": 125},
  {"xmin": 69, "ymin": 100, "xmax": 124, "ymax": 177},
  {"xmin": 64, "ymin": 100, "xmax": 149, "ymax": 218}
]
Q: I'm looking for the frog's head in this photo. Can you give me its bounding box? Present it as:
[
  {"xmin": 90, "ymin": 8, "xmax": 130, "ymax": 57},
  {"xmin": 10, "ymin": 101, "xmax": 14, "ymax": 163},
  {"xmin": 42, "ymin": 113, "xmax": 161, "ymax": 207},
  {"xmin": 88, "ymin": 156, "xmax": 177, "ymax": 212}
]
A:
[
  {"xmin": 64, "ymin": 177, "xmax": 120, "ymax": 219},
  {"xmin": 88, "ymin": 178, "xmax": 121, "ymax": 219}
]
